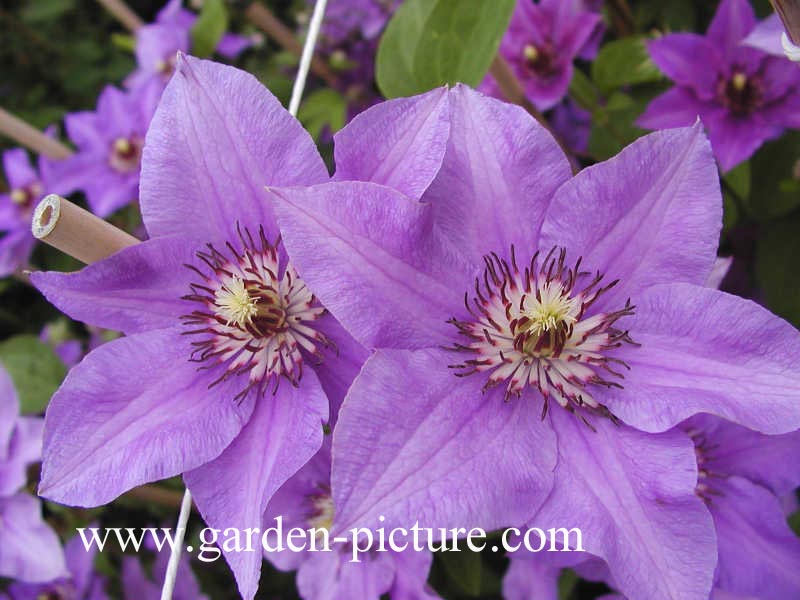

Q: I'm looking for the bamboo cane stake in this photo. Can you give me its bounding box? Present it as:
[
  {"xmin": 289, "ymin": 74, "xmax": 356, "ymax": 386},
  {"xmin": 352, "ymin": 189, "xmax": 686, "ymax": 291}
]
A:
[
  {"xmin": 31, "ymin": 195, "xmax": 139, "ymax": 264},
  {"xmin": 0, "ymin": 108, "xmax": 73, "ymax": 160},
  {"xmin": 96, "ymin": 0, "xmax": 144, "ymax": 32}
]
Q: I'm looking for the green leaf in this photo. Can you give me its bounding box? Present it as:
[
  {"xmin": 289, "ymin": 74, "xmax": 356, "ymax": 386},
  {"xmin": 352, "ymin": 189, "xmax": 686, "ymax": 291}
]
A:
[
  {"xmin": 20, "ymin": 0, "xmax": 76, "ymax": 23},
  {"xmin": 376, "ymin": 0, "xmax": 515, "ymax": 98},
  {"xmin": 569, "ymin": 68, "xmax": 599, "ymax": 112},
  {"xmin": 721, "ymin": 161, "xmax": 750, "ymax": 231},
  {"xmin": 790, "ymin": 509, "xmax": 800, "ymax": 536},
  {"xmin": 588, "ymin": 91, "xmax": 649, "ymax": 160},
  {"xmin": 558, "ymin": 568, "xmax": 578, "ymax": 599},
  {"xmin": 0, "ymin": 335, "xmax": 66, "ymax": 415},
  {"xmin": 756, "ymin": 214, "xmax": 800, "ymax": 327},
  {"xmin": 298, "ymin": 89, "xmax": 347, "ymax": 140},
  {"xmin": 591, "ymin": 36, "xmax": 662, "ymax": 94},
  {"xmin": 437, "ymin": 548, "xmax": 483, "ymax": 597},
  {"xmin": 190, "ymin": 0, "xmax": 228, "ymax": 58},
  {"xmin": 111, "ymin": 33, "xmax": 137, "ymax": 53},
  {"xmin": 747, "ymin": 132, "xmax": 800, "ymax": 221}
]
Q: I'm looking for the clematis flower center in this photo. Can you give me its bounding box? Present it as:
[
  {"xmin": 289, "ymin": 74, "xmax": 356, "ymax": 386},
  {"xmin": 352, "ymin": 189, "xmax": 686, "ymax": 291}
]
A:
[
  {"xmin": 718, "ymin": 69, "xmax": 763, "ymax": 117},
  {"xmin": 109, "ymin": 136, "xmax": 144, "ymax": 174},
  {"xmin": 155, "ymin": 54, "xmax": 178, "ymax": 79},
  {"xmin": 449, "ymin": 247, "xmax": 636, "ymax": 419},
  {"xmin": 522, "ymin": 43, "xmax": 557, "ymax": 77},
  {"xmin": 9, "ymin": 181, "xmax": 43, "ymax": 216},
  {"xmin": 182, "ymin": 226, "xmax": 330, "ymax": 397},
  {"xmin": 685, "ymin": 428, "xmax": 723, "ymax": 503},
  {"xmin": 308, "ymin": 493, "xmax": 335, "ymax": 534}
]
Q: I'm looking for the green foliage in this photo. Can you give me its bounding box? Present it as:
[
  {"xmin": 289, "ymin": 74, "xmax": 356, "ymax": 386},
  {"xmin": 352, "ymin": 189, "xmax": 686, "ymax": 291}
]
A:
[
  {"xmin": 0, "ymin": 334, "xmax": 66, "ymax": 415},
  {"xmin": 191, "ymin": 0, "xmax": 229, "ymax": 58},
  {"xmin": 587, "ymin": 91, "xmax": 649, "ymax": 160},
  {"xmin": 591, "ymin": 36, "xmax": 662, "ymax": 95},
  {"xmin": 376, "ymin": 0, "xmax": 515, "ymax": 98},
  {"xmin": 298, "ymin": 89, "xmax": 347, "ymax": 140},
  {"xmin": 756, "ymin": 214, "xmax": 800, "ymax": 327},
  {"xmin": 747, "ymin": 132, "xmax": 800, "ymax": 221}
]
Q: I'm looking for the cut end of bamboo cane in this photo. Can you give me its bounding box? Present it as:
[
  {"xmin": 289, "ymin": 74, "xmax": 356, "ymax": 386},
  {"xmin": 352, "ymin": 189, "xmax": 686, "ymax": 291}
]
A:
[{"xmin": 32, "ymin": 194, "xmax": 62, "ymax": 240}]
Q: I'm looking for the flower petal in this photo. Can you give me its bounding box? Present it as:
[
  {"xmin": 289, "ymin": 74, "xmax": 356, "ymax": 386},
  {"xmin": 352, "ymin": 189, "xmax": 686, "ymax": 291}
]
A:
[
  {"xmin": 683, "ymin": 414, "xmax": 800, "ymax": 497},
  {"xmin": 712, "ymin": 477, "xmax": 800, "ymax": 600},
  {"xmin": 424, "ymin": 85, "xmax": 572, "ymax": 264},
  {"xmin": 647, "ymin": 35, "xmax": 719, "ymax": 99},
  {"xmin": 539, "ymin": 125, "xmax": 721, "ymax": 309},
  {"xmin": 0, "ymin": 493, "xmax": 67, "ymax": 583},
  {"xmin": 0, "ymin": 365, "xmax": 19, "ymax": 453},
  {"xmin": 140, "ymin": 54, "xmax": 328, "ymax": 243},
  {"xmin": 603, "ymin": 283, "xmax": 800, "ymax": 434},
  {"xmin": 296, "ymin": 550, "xmax": 395, "ymax": 600},
  {"xmin": 531, "ymin": 410, "xmax": 716, "ymax": 600},
  {"xmin": 0, "ymin": 417, "xmax": 43, "ymax": 496},
  {"xmin": 273, "ymin": 181, "xmax": 469, "ymax": 350},
  {"xmin": 637, "ymin": 88, "xmax": 712, "ymax": 131},
  {"xmin": 332, "ymin": 348, "xmax": 557, "ymax": 533},
  {"xmin": 185, "ymin": 371, "xmax": 328, "ymax": 600},
  {"xmin": 707, "ymin": 0, "xmax": 757, "ymax": 53},
  {"xmin": 31, "ymin": 236, "xmax": 197, "ymax": 335},
  {"xmin": 333, "ymin": 87, "xmax": 450, "ymax": 201},
  {"xmin": 39, "ymin": 327, "xmax": 254, "ymax": 506}
]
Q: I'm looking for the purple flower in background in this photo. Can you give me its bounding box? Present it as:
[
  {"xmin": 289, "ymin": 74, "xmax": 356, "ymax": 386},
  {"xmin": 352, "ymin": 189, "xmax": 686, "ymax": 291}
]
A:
[
  {"xmin": 480, "ymin": 0, "xmax": 602, "ymax": 110},
  {"xmin": 32, "ymin": 55, "xmax": 366, "ymax": 600},
  {"xmin": 639, "ymin": 0, "xmax": 800, "ymax": 171},
  {"xmin": 548, "ymin": 97, "xmax": 591, "ymax": 154},
  {"xmin": 5, "ymin": 532, "xmax": 108, "ymax": 600},
  {"xmin": 271, "ymin": 86, "xmax": 800, "ymax": 600},
  {"xmin": 157, "ymin": 0, "xmax": 253, "ymax": 59},
  {"xmin": 0, "ymin": 145, "xmax": 62, "ymax": 276},
  {"xmin": 126, "ymin": 0, "xmax": 253, "ymax": 90},
  {"xmin": 126, "ymin": 23, "xmax": 190, "ymax": 91},
  {"xmin": 264, "ymin": 439, "xmax": 439, "ymax": 600},
  {"xmin": 59, "ymin": 81, "xmax": 161, "ymax": 217},
  {"xmin": 121, "ymin": 540, "xmax": 207, "ymax": 600},
  {"xmin": 313, "ymin": 0, "xmax": 399, "ymax": 117},
  {"xmin": 0, "ymin": 365, "xmax": 67, "ymax": 584}
]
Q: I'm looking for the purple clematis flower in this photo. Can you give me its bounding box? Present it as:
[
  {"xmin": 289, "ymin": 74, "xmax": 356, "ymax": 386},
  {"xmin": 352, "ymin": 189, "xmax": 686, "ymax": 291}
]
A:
[
  {"xmin": 157, "ymin": 0, "xmax": 253, "ymax": 60},
  {"xmin": 0, "ymin": 365, "xmax": 67, "ymax": 584},
  {"xmin": 0, "ymin": 145, "xmax": 62, "ymax": 276},
  {"xmin": 31, "ymin": 55, "xmax": 367, "ymax": 600},
  {"xmin": 480, "ymin": 0, "xmax": 602, "ymax": 111},
  {"xmin": 126, "ymin": 0, "xmax": 252, "ymax": 91},
  {"xmin": 264, "ymin": 439, "xmax": 439, "ymax": 600},
  {"xmin": 5, "ymin": 532, "xmax": 108, "ymax": 600},
  {"xmin": 58, "ymin": 81, "xmax": 162, "ymax": 218},
  {"xmin": 683, "ymin": 414, "xmax": 800, "ymax": 600},
  {"xmin": 639, "ymin": 0, "xmax": 800, "ymax": 171},
  {"xmin": 270, "ymin": 85, "xmax": 800, "ymax": 600}
]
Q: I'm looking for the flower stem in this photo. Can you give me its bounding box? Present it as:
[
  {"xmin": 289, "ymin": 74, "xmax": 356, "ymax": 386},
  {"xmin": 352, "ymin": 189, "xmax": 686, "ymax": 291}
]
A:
[
  {"xmin": 96, "ymin": 0, "xmax": 143, "ymax": 32},
  {"xmin": 0, "ymin": 107, "xmax": 73, "ymax": 159}
]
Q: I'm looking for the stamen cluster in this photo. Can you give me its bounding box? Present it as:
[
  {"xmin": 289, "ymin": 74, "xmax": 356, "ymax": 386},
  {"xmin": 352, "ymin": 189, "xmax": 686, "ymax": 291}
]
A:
[
  {"xmin": 449, "ymin": 247, "xmax": 636, "ymax": 420},
  {"xmin": 182, "ymin": 226, "xmax": 330, "ymax": 398}
]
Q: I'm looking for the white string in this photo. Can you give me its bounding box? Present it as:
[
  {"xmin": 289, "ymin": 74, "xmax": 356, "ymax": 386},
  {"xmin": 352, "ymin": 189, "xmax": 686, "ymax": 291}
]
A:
[
  {"xmin": 159, "ymin": 3, "xmax": 329, "ymax": 599},
  {"xmin": 288, "ymin": 0, "xmax": 330, "ymax": 117},
  {"xmin": 160, "ymin": 488, "xmax": 193, "ymax": 600}
]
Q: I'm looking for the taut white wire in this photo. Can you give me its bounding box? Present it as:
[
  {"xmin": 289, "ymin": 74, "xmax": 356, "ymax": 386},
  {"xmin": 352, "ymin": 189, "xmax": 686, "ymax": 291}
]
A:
[
  {"xmin": 288, "ymin": 0, "xmax": 330, "ymax": 117},
  {"xmin": 160, "ymin": 488, "xmax": 193, "ymax": 600},
  {"xmin": 159, "ymin": 2, "xmax": 329, "ymax": 599}
]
